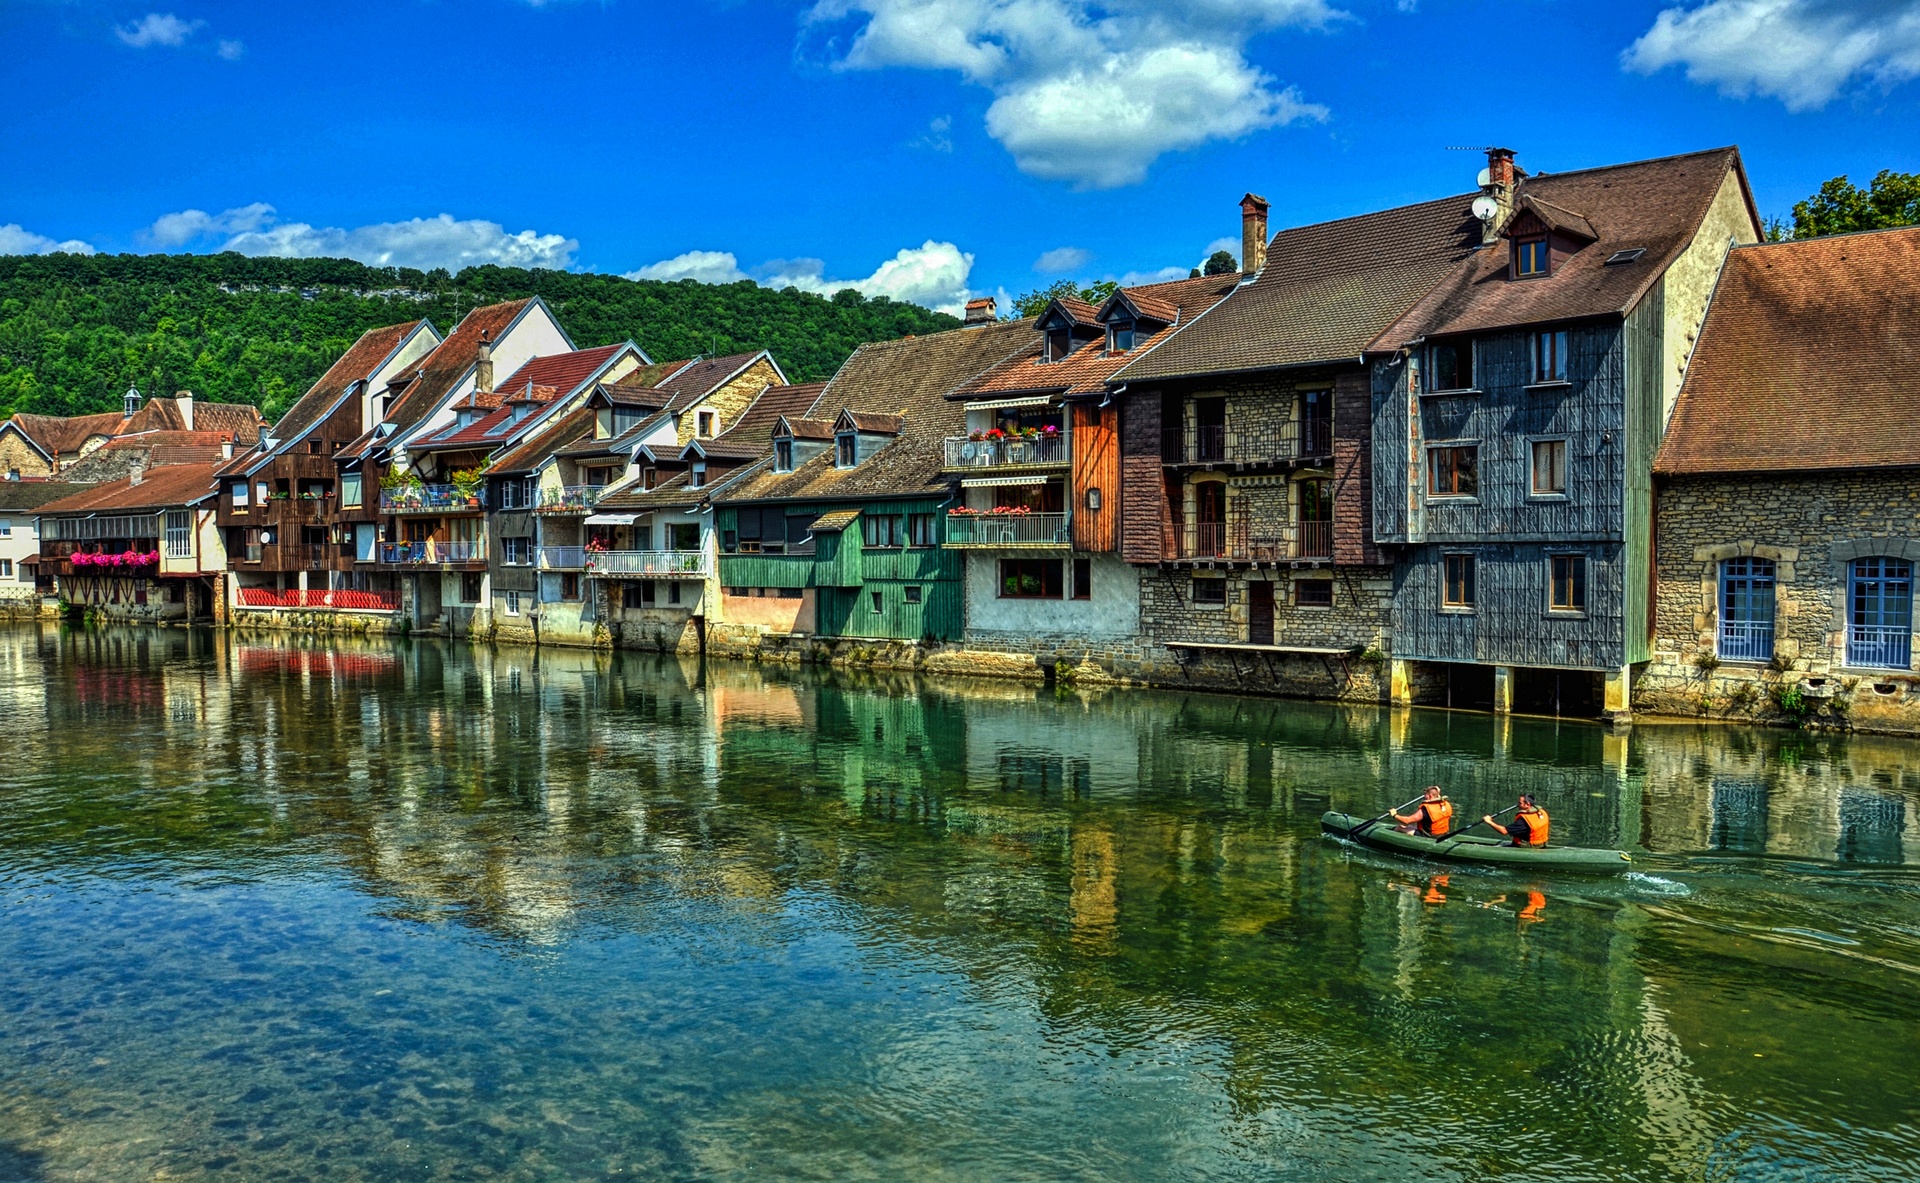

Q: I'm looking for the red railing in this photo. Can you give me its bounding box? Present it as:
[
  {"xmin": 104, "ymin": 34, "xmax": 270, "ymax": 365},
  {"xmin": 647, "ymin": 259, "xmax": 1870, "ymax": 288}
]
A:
[{"xmin": 237, "ymin": 587, "xmax": 400, "ymax": 611}]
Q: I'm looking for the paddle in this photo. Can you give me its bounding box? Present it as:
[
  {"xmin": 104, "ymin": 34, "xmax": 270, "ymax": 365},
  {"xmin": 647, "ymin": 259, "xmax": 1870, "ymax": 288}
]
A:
[
  {"xmin": 1434, "ymin": 804, "xmax": 1519, "ymax": 846},
  {"xmin": 1348, "ymin": 793, "xmax": 1429, "ymax": 840}
]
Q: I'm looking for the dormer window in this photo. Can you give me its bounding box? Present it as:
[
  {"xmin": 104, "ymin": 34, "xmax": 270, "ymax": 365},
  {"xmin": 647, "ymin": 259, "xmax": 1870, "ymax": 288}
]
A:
[
  {"xmin": 690, "ymin": 463, "xmax": 706, "ymax": 489},
  {"xmin": 774, "ymin": 439, "xmax": 794, "ymax": 472},
  {"xmin": 1515, "ymin": 238, "xmax": 1549, "ymax": 278},
  {"xmin": 836, "ymin": 433, "xmax": 858, "ymax": 468},
  {"xmin": 1108, "ymin": 319, "xmax": 1136, "ymax": 353},
  {"xmin": 1045, "ymin": 327, "xmax": 1073, "ymax": 363}
]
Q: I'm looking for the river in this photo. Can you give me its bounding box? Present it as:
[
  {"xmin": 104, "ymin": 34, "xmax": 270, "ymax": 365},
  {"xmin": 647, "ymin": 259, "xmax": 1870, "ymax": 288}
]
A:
[{"xmin": 0, "ymin": 623, "xmax": 1916, "ymax": 1181}]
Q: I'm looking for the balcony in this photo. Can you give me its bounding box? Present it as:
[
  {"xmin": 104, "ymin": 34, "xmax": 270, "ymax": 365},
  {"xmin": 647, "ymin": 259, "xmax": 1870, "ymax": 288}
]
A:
[
  {"xmin": 1171, "ymin": 519, "xmax": 1333, "ymax": 563},
  {"xmin": 379, "ymin": 485, "xmax": 486, "ymax": 514},
  {"xmin": 379, "ymin": 541, "xmax": 486, "ymax": 566},
  {"xmin": 237, "ymin": 587, "xmax": 400, "ymax": 612},
  {"xmin": 1163, "ymin": 418, "xmax": 1332, "ymax": 467},
  {"xmin": 535, "ymin": 485, "xmax": 604, "ymax": 515},
  {"xmin": 1717, "ymin": 620, "xmax": 1775, "ymax": 663},
  {"xmin": 942, "ymin": 433, "xmax": 1069, "ymax": 471},
  {"xmin": 539, "ymin": 546, "xmax": 586, "ymax": 570},
  {"xmin": 943, "ymin": 511, "xmax": 1071, "ymax": 549},
  {"xmin": 1847, "ymin": 625, "xmax": 1912, "ymax": 670},
  {"xmin": 585, "ymin": 550, "xmax": 711, "ymax": 578}
]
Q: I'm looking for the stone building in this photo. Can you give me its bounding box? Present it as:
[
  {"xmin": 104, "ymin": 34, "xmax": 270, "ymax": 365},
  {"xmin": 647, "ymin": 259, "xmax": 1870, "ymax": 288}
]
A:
[
  {"xmin": 34, "ymin": 462, "xmax": 227, "ymax": 622},
  {"xmin": 1644, "ymin": 226, "xmax": 1920, "ymax": 735},
  {"xmin": 3, "ymin": 391, "xmax": 264, "ymax": 477}
]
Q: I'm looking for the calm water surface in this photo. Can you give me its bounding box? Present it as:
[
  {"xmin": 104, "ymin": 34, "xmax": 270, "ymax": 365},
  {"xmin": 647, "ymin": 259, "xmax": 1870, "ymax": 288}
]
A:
[{"xmin": 1, "ymin": 623, "xmax": 1917, "ymax": 1181}]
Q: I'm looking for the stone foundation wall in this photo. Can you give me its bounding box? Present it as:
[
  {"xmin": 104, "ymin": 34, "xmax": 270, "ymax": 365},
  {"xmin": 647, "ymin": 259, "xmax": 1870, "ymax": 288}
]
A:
[
  {"xmin": 1639, "ymin": 472, "xmax": 1920, "ymax": 735},
  {"xmin": 227, "ymin": 608, "xmax": 408, "ymax": 636}
]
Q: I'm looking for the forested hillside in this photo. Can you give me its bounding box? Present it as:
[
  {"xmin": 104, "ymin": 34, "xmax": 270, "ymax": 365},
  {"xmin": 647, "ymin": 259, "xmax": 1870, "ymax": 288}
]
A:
[{"xmin": 0, "ymin": 253, "xmax": 958, "ymax": 422}]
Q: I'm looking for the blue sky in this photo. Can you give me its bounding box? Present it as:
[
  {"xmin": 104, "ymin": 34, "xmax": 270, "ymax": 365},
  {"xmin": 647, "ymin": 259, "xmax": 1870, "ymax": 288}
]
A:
[{"xmin": 2, "ymin": 0, "xmax": 1916, "ymax": 313}]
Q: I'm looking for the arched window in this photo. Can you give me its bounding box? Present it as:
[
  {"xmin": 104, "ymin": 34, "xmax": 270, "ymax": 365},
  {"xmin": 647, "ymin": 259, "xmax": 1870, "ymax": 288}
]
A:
[
  {"xmin": 1848, "ymin": 557, "xmax": 1912, "ymax": 669},
  {"xmin": 1718, "ymin": 557, "xmax": 1775, "ymax": 661}
]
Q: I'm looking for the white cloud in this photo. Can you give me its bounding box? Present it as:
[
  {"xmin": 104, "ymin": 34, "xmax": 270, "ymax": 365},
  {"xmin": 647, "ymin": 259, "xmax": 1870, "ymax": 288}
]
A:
[
  {"xmin": 1116, "ymin": 265, "xmax": 1189, "ymax": 286},
  {"xmin": 117, "ymin": 13, "xmax": 203, "ymax": 48},
  {"xmin": 0, "ymin": 223, "xmax": 96, "ymax": 256},
  {"xmin": 628, "ymin": 240, "xmax": 978, "ymax": 313},
  {"xmin": 809, "ymin": 0, "xmax": 1336, "ymax": 187},
  {"xmin": 1033, "ymin": 245, "xmax": 1093, "ymax": 272},
  {"xmin": 147, "ymin": 204, "xmax": 578, "ymax": 269},
  {"xmin": 217, "ymin": 39, "xmax": 245, "ymax": 60},
  {"xmin": 1625, "ymin": 0, "xmax": 1920, "ymax": 110},
  {"xmin": 625, "ymin": 250, "xmax": 752, "ymax": 284}
]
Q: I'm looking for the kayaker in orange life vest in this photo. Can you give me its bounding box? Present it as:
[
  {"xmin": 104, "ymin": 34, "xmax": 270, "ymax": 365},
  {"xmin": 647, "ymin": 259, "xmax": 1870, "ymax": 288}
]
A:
[
  {"xmin": 1484, "ymin": 795, "xmax": 1551, "ymax": 847},
  {"xmin": 1391, "ymin": 786, "xmax": 1453, "ymax": 838}
]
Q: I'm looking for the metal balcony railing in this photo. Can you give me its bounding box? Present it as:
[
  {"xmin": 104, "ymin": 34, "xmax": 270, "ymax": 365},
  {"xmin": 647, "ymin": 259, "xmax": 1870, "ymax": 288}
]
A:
[
  {"xmin": 1717, "ymin": 619, "xmax": 1774, "ymax": 662},
  {"xmin": 1847, "ymin": 625, "xmax": 1912, "ymax": 670},
  {"xmin": 379, "ymin": 485, "xmax": 486, "ymax": 514},
  {"xmin": 943, "ymin": 511, "xmax": 1071, "ymax": 548},
  {"xmin": 535, "ymin": 485, "xmax": 604, "ymax": 514},
  {"xmin": 1170, "ymin": 519, "xmax": 1334, "ymax": 562},
  {"xmin": 584, "ymin": 550, "xmax": 711, "ymax": 578},
  {"xmin": 539, "ymin": 546, "xmax": 586, "ymax": 570},
  {"xmin": 1163, "ymin": 418, "xmax": 1332, "ymax": 466},
  {"xmin": 943, "ymin": 434, "xmax": 1069, "ymax": 470},
  {"xmin": 379, "ymin": 541, "xmax": 486, "ymax": 565}
]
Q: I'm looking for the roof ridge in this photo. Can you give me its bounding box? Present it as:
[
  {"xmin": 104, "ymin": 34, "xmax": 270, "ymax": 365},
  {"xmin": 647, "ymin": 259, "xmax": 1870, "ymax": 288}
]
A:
[{"xmin": 1523, "ymin": 144, "xmax": 1737, "ymax": 181}]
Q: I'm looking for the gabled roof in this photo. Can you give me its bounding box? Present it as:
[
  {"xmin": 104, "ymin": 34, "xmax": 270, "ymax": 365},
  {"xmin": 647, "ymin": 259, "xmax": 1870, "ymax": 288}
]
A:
[
  {"xmin": 656, "ymin": 350, "xmax": 786, "ymax": 401},
  {"xmin": 1514, "ymin": 195, "xmax": 1598, "ymax": 242},
  {"xmin": 1115, "ymin": 198, "xmax": 1481, "ymax": 382},
  {"xmin": 485, "ymin": 406, "xmax": 596, "ymax": 476},
  {"xmin": 776, "ymin": 416, "xmax": 837, "ymax": 441},
  {"xmin": 839, "ymin": 410, "xmax": 904, "ymax": 434},
  {"xmin": 1040, "ymin": 297, "xmax": 1103, "ymax": 330},
  {"xmin": 488, "ymin": 343, "xmax": 634, "ymax": 404},
  {"xmin": 33, "ymin": 462, "xmax": 219, "ymax": 515},
  {"xmin": 716, "ymin": 382, "xmax": 825, "ymax": 449},
  {"xmin": 123, "ymin": 397, "xmax": 266, "ymax": 439},
  {"xmin": 0, "ymin": 420, "xmax": 55, "ymax": 466},
  {"xmin": 1377, "ymin": 147, "xmax": 1758, "ymax": 346},
  {"xmin": 1656, "ymin": 226, "xmax": 1920, "ymax": 477},
  {"xmin": 1101, "ymin": 289, "xmax": 1177, "ymax": 325},
  {"xmin": 381, "ymin": 299, "xmax": 538, "ymax": 435},
  {"xmin": 6, "ymin": 411, "xmax": 126, "ymax": 457},
  {"xmin": 255, "ymin": 320, "xmax": 428, "ymax": 470}
]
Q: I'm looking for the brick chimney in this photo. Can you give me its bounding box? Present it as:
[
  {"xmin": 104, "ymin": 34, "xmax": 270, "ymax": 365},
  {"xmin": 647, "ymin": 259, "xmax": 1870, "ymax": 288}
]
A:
[
  {"xmin": 1481, "ymin": 147, "xmax": 1518, "ymax": 244},
  {"xmin": 475, "ymin": 330, "xmax": 495, "ymax": 393},
  {"xmin": 1240, "ymin": 193, "xmax": 1270, "ymax": 275},
  {"xmin": 963, "ymin": 297, "xmax": 996, "ymax": 326}
]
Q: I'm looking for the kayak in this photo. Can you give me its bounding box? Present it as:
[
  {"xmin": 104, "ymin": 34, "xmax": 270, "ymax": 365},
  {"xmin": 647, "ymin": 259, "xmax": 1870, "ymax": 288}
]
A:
[{"xmin": 1320, "ymin": 811, "xmax": 1632, "ymax": 874}]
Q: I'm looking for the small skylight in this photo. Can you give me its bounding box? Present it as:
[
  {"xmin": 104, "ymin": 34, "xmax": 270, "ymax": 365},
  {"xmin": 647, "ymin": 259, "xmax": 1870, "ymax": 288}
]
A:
[{"xmin": 1605, "ymin": 248, "xmax": 1647, "ymax": 265}]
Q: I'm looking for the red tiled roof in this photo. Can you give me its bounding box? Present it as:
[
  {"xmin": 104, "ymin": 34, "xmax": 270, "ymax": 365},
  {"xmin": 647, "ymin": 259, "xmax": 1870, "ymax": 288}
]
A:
[
  {"xmin": 1656, "ymin": 226, "xmax": 1920, "ymax": 477},
  {"xmin": 382, "ymin": 299, "xmax": 534, "ymax": 433},
  {"xmin": 7, "ymin": 411, "xmax": 129, "ymax": 456},
  {"xmin": 33, "ymin": 462, "xmax": 219, "ymax": 515},
  {"xmin": 489, "ymin": 343, "xmax": 630, "ymax": 403},
  {"xmin": 487, "ymin": 406, "xmax": 596, "ymax": 475}
]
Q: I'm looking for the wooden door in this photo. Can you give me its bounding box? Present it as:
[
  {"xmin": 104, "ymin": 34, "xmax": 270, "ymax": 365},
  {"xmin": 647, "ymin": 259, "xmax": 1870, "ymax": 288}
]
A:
[{"xmin": 1249, "ymin": 581, "xmax": 1274, "ymax": 646}]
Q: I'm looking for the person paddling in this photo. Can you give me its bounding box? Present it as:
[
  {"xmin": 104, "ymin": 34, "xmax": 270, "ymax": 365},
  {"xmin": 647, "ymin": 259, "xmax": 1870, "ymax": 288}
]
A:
[
  {"xmin": 1483, "ymin": 794, "xmax": 1550, "ymax": 847},
  {"xmin": 1391, "ymin": 786, "xmax": 1453, "ymax": 838}
]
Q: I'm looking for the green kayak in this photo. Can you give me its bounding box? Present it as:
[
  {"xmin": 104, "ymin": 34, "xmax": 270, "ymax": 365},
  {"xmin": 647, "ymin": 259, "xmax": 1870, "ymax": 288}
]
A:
[{"xmin": 1320, "ymin": 811, "xmax": 1633, "ymax": 874}]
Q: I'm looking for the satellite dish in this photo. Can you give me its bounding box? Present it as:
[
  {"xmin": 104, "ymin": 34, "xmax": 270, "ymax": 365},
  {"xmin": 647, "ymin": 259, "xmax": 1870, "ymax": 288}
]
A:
[
  {"xmin": 259, "ymin": 530, "xmax": 274, "ymax": 545},
  {"xmin": 960, "ymin": 442, "xmax": 978, "ymax": 461},
  {"xmin": 1471, "ymin": 195, "xmax": 1500, "ymax": 223},
  {"xmin": 1477, "ymin": 167, "xmax": 1492, "ymax": 188}
]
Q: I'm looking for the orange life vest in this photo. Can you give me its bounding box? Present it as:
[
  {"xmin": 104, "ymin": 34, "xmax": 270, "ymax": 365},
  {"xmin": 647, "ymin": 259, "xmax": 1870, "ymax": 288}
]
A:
[
  {"xmin": 1511, "ymin": 805, "xmax": 1550, "ymax": 846},
  {"xmin": 1418, "ymin": 799, "xmax": 1453, "ymax": 838}
]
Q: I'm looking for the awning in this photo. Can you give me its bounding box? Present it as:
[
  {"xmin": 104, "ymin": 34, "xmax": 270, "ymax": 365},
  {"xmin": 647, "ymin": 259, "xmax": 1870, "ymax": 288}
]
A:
[
  {"xmin": 584, "ymin": 512, "xmax": 639, "ymax": 526},
  {"xmin": 18, "ymin": 554, "xmax": 40, "ymax": 566},
  {"xmin": 965, "ymin": 395, "xmax": 1056, "ymax": 412},
  {"xmin": 960, "ymin": 475, "xmax": 1050, "ymax": 488}
]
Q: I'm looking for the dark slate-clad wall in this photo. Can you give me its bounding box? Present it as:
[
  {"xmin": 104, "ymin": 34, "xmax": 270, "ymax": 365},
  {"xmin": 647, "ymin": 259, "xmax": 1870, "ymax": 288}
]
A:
[{"xmin": 1392, "ymin": 541, "xmax": 1627, "ymax": 669}]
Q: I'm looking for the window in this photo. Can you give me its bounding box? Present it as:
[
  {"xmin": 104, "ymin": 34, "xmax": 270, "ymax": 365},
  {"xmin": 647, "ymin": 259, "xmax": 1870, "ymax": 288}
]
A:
[
  {"xmin": 1045, "ymin": 327, "xmax": 1072, "ymax": 362},
  {"xmin": 1072, "ymin": 558, "xmax": 1091, "ymax": 601},
  {"xmin": 1085, "ymin": 487, "xmax": 1102, "ymax": 512},
  {"xmin": 1531, "ymin": 330, "xmax": 1569, "ymax": 384},
  {"xmin": 1427, "ymin": 445, "xmax": 1479, "ymax": 498},
  {"xmin": 1549, "ymin": 554, "xmax": 1586, "ymax": 613},
  {"xmin": 1000, "ymin": 558, "xmax": 1064, "ymax": 599},
  {"xmin": 340, "ymin": 473, "xmax": 363, "ymax": 509},
  {"xmin": 697, "ymin": 411, "xmax": 716, "ymax": 438},
  {"xmin": 1108, "ymin": 320, "xmax": 1136, "ymax": 353},
  {"xmin": 502, "ymin": 537, "xmax": 531, "ymax": 565},
  {"xmin": 1192, "ymin": 576, "xmax": 1226, "ymax": 605},
  {"xmin": 690, "ymin": 463, "xmax": 706, "ymax": 489},
  {"xmin": 0, "ymin": 560, "xmax": 11, "ymax": 579},
  {"xmin": 0, "ymin": 518, "xmax": 9, "ymax": 538},
  {"xmin": 904, "ymin": 585, "xmax": 922, "ymax": 605},
  {"xmin": 255, "ymin": 481, "xmax": 268, "ymax": 506},
  {"xmin": 230, "ymin": 481, "xmax": 249, "ymax": 509},
  {"xmin": 560, "ymin": 573, "xmax": 580, "ymax": 602},
  {"xmin": 1719, "ymin": 557, "xmax": 1775, "ymax": 661},
  {"xmin": 870, "ymin": 590, "xmax": 884, "ymax": 613},
  {"xmin": 165, "ymin": 510, "xmax": 192, "ymax": 558},
  {"xmin": 504, "ymin": 591, "xmax": 521, "ymax": 616},
  {"xmin": 1848, "ymin": 558, "xmax": 1912, "ymax": 669},
  {"xmin": 1531, "ymin": 439, "xmax": 1567, "ymax": 495},
  {"xmin": 1424, "ymin": 341, "xmax": 1473, "ymax": 392},
  {"xmin": 460, "ymin": 572, "xmax": 483, "ymax": 603},
  {"xmin": 625, "ymin": 582, "xmax": 655, "ymax": 608},
  {"xmin": 836, "ymin": 434, "xmax": 858, "ymax": 467},
  {"xmin": 907, "ymin": 513, "xmax": 936, "ymax": 548},
  {"xmin": 1443, "ymin": 554, "xmax": 1475, "ymax": 609},
  {"xmin": 1516, "ymin": 238, "xmax": 1549, "ymax": 277},
  {"xmin": 1295, "ymin": 578, "xmax": 1333, "ymax": 608},
  {"xmin": 667, "ymin": 581, "xmax": 682, "ymax": 605},
  {"xmin": 862, "ymin": 514, "xmax": 903, "ymax": 549},
  {"xmin": 774, "ymin": 440, "xmax": 794, "ymax": 472},
  {"xmin": 669, "ymin": 523, "xmax": 699, "ymax": 551}
]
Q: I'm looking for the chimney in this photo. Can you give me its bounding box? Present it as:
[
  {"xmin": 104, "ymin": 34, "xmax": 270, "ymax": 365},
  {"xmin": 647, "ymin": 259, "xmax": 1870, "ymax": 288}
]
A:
[
  {"xmin": 1480, "ymin": 147, "xmax": 1518, "ymax": 244},
  {"xmin": 176, "ymin": 391, "xmax": 194, "ymax": 429},
  {"xmin": 128, "ymin": 459, "xmax": 144, "ymax": 487},
  {"xmin": 124, "ymin": 383, "xmax": 142, "ymax": 420},
  {"xmin": 1240, "ymin": 194, "xmax": 1269, "ymax": 275},
  {"xmin": 222, "ymin": 439, "xmax": 234, "ymax": 460},
  {"xmin": 256, "ymin": 424, "xmax": 269, "ymax": 451},
  {"xmin": 475, "ymin": 330, "xmax": 495, "ymax": 393},
  {"xmin": 963, "ymin": 297, "xmax": 996, "ymax": 327}
]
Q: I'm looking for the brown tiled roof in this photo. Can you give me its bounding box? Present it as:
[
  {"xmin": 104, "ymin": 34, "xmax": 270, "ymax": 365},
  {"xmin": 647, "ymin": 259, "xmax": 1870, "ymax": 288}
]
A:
[
  {"xmin": 0, "ymin": 480, "xmax": 89, "ymax": 511},
  {"xmin": 595, "ymin": 471, "xmax": 703, "ymax": 513},
  {"xmin": 268, "ymin": 321, "xmax": 422, "ymax": 451},
  {"xmin": 658, "ymin": 350, "xmax": 784, "ymax": 400},
  {"xmin": 781, "ymin": 417, "xmax": 837, "ymax": 441},
  {"xmin": 487, "ymin": 407, "xmax": 595, "ymax": 475},
  {"xmin": 714, "ymin": 382, "xmax": 826, "ymax": 449},
  {"xmin": 842, "ymin": 411, "xmax": 903, "ymax": 434},
  {"xmin": 8, "ymin": 412, "xmax": 129, "ymax": 457},
  {"xmin": 1656, "ymin": 227, "xmax": 1920, "ymax": 477},
  {"xmin": 1117, "ymin": 197, "xmax": 1480, "ymax": 381},
  {"xmin": 489, "ymin": 344, "xmax": 631, "ymax": 403},
  {"xmin": 687, "ymin": 439, "xmax": 764, "ymax": 461},
  {"xmin": 1377, "ymin": 148, "xmax": 1756, "ymax": 346},
  {"xmin": 614, "ymin": 359, "xmax": 694, "ymax": 390},
  {"xmin": 1050, "ymin": 297, "xmax": 1102, "ymax": 327},
  {"xmin": 1519, "ymin": 195, "xmax": 1598, "ymax": 241},
  {"xmin": 122, "ymin": 396, "xmax": 265, "ymax": 438},
  {"xmin": 715, "ymin": 319, "xmax": 1031, "ymax": 504},
  {"xmin": 1113, "ymin": 290, "xmax": 1177, "ymax": 323},
  {"xmin": 33, "ymin": 462, "xmax": 219, "ymax": 515},
  {"xmin": 383, "ymin": 299, "xmax": 535, "ymax": 434}
]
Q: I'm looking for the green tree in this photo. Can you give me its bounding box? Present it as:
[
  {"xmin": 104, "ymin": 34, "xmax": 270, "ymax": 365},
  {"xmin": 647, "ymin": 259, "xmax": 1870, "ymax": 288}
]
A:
[
  {"xmin": 1202, "ymin": 249, "xmax": 1237, "ymax": 276},
  {"xmin": 1009, "ymin": 278, "xmax": 1120, "ymax": 319},
  {"xmin": 1788, "ymin": 170, "xmax": 1920, "ymax": 239}
]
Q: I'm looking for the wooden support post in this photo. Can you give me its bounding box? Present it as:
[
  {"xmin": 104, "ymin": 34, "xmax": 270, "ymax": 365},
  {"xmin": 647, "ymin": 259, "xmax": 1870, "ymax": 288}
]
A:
[{"xmin": 1493, "ymin": 665, "xmax": 1515, "ymax": 714}]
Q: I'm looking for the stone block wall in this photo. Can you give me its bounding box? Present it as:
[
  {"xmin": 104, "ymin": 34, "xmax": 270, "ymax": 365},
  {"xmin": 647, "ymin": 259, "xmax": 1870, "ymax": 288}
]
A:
[
  {"xmin": 1640, "ymin": 471, "xmax": 1920, "ymax": 734},
  {"xmin": 0, "ymin": 435, "xmax": 54, "ymax": 478}
]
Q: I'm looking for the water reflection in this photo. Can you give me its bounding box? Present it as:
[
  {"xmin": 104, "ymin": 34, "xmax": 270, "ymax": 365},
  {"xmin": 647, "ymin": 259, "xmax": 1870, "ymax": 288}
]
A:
[{"xmin": 0, "ymin": 622, "xmax": 1917, "ymax": 1182}]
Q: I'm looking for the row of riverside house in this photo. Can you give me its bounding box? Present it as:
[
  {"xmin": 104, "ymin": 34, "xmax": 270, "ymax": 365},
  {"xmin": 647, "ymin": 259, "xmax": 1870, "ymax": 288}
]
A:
[{"xmin": 17, "ymin": 144, "xmax": 1920, "ymax": 733}]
